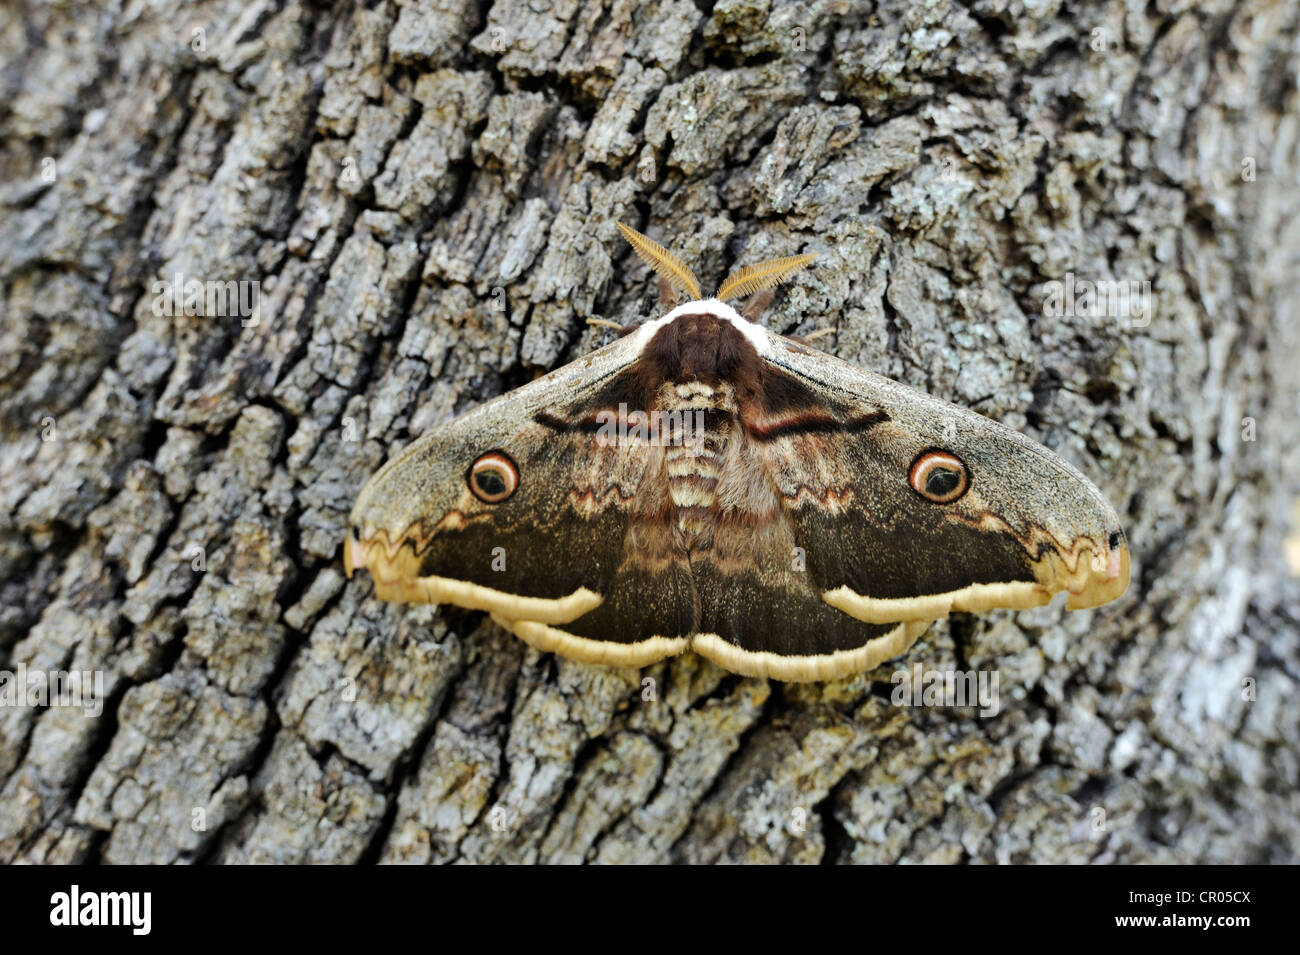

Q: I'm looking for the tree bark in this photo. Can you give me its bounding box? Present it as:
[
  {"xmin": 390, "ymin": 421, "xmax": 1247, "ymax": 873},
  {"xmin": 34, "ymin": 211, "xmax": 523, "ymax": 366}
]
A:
[{"xmin": 1, "ymin": 0, "xmax": 1297, "ymax": 864}]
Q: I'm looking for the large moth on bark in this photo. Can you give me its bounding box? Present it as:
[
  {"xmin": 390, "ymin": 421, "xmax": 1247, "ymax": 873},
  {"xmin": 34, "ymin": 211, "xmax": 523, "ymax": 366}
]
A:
[{"xmin": 345, "ymin": 224, "xmax": 1129, "ymax": 681}]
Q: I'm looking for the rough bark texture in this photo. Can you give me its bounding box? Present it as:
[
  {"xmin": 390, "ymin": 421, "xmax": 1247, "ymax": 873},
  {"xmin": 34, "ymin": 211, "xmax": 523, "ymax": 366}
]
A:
[{"xmin": 1, "ymin": 0, "xmax": 1298, "ymax": 865}]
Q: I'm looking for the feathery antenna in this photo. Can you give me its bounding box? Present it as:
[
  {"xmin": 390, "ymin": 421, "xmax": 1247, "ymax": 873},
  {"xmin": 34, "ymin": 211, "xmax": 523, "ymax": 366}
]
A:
[
  {"xmin": 616, "ymin": 222, "xmax": 702, "ymax": 302},
  {"xmin": 717, "ymin": 253, "xmax": 818, "ymax": 302}
]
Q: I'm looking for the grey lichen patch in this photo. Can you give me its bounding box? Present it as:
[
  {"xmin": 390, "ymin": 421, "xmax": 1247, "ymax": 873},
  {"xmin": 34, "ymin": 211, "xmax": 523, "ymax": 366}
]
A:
[
  {"xmin": 389, "ymin": 0, "xmax": 481, "ymax": 69},
  {"xmin": 539, "ymin": 731, "xmax": 664, "ymax": 864},
  {"xmin": 284, "ymin": 566, "xmax": 347, "ymax": 632},
  {"xmin": 86, "ymin": 462, "xmax": 172, "ymax": 586},
  {"xmin": 645, "ymin": 67, "xmax": 806, "ymax": 177},
  {"xmin": 123, "ymin": 405, "xmax": 286, "ymax": 628},
  {"xmin": 583, "ymin": 61, "xmax": 668, "ymax": 167},
  {"xmin": 681, "ymin": 699, "xmax": 910, "ymax": 864},
  {"xmin": 318, "ymin": 2, "xmax": 396, "ymax": 135},
  {"xmin": 182, "ymin": 510, "xmax": 294, "ymax": 697},
  {"xmin": 277, "ymin": 597, "xmax": 458, "ymax": 780},
  {"xmin": 0, "ymin": 271, "xmax": 122, "ymax": 426},
  {"xmin": 72, "ymin": 671, "xmax": 266, "ymax": 864},
  {"xmin": 439, "ymin": 649, "xmax": 642, "ymax": 864},
  {"xmin": 380, "ymin": 621, "xmax": 524, "ymax": 864},
  {"xmin": 12, "ymin": 371, "xmax": 149, "ymax": 535},
  {"xmin": 832, "ymin": 0, "xmax": 1007, "ymax": 120},
  {"xmin": 213, "ymin": 733, "xmax": 388, "ymax": 864},
  {"xmin": 590, "ymin": 666, "xmax": 771, "ymax": 864},
  {"xmin": 0, "ymin": 597, "xmax": 125, "ymax": 853},
  {"xmin": 831, "ymin": 708, "xmax": 1022, "ymax": 864},
  {"xmin": 724, "ymin": 104, "xmax": 863, "ymax": 217},
  {"xmin": 474, "ymin": 92, "xmax": 556, "ymax": 199},
  {"xmin": 372, "ymin": 70, "xmax": 494, "ymax": 221},
  {"xmin": 705, "ymin": 0, "xmax": 838, "ymax": 64}
]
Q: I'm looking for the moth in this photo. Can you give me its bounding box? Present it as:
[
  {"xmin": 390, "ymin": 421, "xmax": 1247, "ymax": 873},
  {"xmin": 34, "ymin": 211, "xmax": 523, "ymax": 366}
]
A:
[{"xmin": 345, "ymin": 223, "xmax": 1129, "ymax": 681}]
